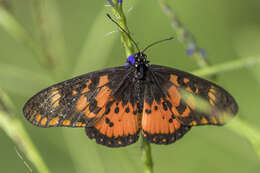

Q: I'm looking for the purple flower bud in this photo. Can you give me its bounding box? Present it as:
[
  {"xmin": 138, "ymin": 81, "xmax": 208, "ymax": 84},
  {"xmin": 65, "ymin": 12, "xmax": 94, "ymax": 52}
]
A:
[
  {"xmin": 186, "ymin": 49, "xmax": 193, "ymax": 57},
  {"xmin": 118, "ymin": 0, "xmax": 122, "ymax": 3},
  {"xmin": 186, "ymin": 42, "xmax": 196, "ymax": 57},
  {"xmin": 199, "ymin": 49, "xmax": 206, "ymax": 58},
  {"xmin": 106, "ymin": 0, "xmax": 114, "ymax": 6},
  {"xmin": 125, "ymin": 55, "xmax": 135, "ymax": 66}
]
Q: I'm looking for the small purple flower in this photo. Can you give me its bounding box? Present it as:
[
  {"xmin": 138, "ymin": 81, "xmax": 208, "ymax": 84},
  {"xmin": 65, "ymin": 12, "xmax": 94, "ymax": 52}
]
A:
[
  {"xmin": 107, "ymin": 0, "xmax": 122, "ymax": 6},
  {"xmin": 186, "ymin": 42, "xmax": 196, "ymax": 57},
  {"xmin": 106, "ymin": 0, "xmax": 114, "ymax": 6},
  {"xmin": 186, "ymin": 49, "xmax": 193, "ymax": 57},
  {"xmin": 125, "ymin": 55, "xmax": 135, "ymax": 66},
  {"xmin": 199, "ymin": 49, "xmax": 207, "ymax": 59}
]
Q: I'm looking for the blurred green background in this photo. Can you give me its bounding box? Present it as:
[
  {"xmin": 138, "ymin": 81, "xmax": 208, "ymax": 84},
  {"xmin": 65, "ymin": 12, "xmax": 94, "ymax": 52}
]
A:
[{"xmin": 0, "ymin": 0, "xmax": 260, "ymax": 172}]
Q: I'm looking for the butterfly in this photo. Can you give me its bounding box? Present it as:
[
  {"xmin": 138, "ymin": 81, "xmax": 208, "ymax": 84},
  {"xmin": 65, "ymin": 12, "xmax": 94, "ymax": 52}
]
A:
[
  {"xmin": 23, "ymin": 15, "xmax": 238, "ymax": 148},
  {"xmin": 23, "ymin": 51, "xmax": 238, "ymax": 147}
]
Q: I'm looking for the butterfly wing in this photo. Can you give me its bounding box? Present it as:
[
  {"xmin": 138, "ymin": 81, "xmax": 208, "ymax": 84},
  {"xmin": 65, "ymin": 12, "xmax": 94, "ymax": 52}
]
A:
[
  {"xmin": 23, "ymin": 66, "xmax": 127, "ymax": 127},
  {"xmin": 149, "ymin": 65, "xmax": 238, "ymax": 126},
  {"xmin": 85, "ymin": 99, "xmax": 140, "ymax": 147},
  {"xmin": 141, "ymin": 65, "xmax": 238, "ymax": 145},
  {"xmin": 23, "ymin": 66, "xmax": 141, "ymax": 147},
  {"xmin": 85, "ymin": 69, "xmax": 141, "ymax": 147},
  {"xmin": 142, "ymin": 69, "xmax": 191, "ymax": 144}
]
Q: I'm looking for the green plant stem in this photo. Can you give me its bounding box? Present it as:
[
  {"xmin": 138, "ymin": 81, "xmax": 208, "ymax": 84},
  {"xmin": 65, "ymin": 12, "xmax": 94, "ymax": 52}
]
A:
[
  {"xmin": 227, "ymin": 117, "xmax": 260, "ymax": 159},
  {"xmin": 192, "ymin": 56, "xmax": 260, "ymax": 77},
  {"xmin": 0, "ymin": 89, "xmax": 50, "ymax": 173},
  {"xmin": 108, "ymin": 1, "xmax": 153, "ymax": 173},
  {"xmin": 141, "ymin": 140, "xmax": 153, "ymax": 173},
  {"xmin": 142, "ymin": 140, "xmax": 153, "ymax": 173},
  {"xmin": 32, "ymin": 0, "xmax": 56, "ymax": 69},
  {"xmin": 0, "ymin": 3, "xmax": 52, "ymax": 170},
  {"xmin": 156, "ymin": 0, "xmax": 210, "ymax": 68},
  {"xmin": 108, "ymin": 0, "xmax": 135, "ymax": 57}
]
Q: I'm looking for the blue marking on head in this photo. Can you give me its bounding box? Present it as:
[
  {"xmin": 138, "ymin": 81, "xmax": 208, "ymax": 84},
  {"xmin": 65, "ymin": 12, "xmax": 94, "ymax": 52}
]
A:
[
  {"xmin": 118, "ymin": 0, "xmax": 122, "ymax": 3},
  {"xmin": 125, "ymin": 55, "xmax": 135, "ymax": 66}
]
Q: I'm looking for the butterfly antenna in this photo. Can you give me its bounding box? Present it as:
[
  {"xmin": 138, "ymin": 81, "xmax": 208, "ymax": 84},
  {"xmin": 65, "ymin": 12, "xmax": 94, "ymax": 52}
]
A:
[
  {"xmin": 106, "ymin": 13, "xmax": 140, "ymax": 52},
  {"xmin": 142, "ymin": 37, "xmax": 174, "ymax": 53}
]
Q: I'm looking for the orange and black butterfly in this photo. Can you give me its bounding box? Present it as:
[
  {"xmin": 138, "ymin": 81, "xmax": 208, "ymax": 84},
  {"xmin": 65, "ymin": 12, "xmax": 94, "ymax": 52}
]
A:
[{"xmin": 23, "ymin": 16, "xmax": 238, "ymax": 148}]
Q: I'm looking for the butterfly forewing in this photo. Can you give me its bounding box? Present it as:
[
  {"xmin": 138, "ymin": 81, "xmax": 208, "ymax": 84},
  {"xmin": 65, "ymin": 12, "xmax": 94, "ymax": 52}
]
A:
[
  {"xmin": 23, "ymin": 66, "xmax": 129, "ymax": 128},
  {"xmin": 150, "ymin": 65, "xmax": 238, "ymax": 127}
]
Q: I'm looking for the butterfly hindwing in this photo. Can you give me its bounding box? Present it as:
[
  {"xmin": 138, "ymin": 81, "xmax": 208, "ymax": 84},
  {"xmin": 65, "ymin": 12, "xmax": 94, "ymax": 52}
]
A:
[
  {"xmin": 23, "ymin": 66, "xmax": 129, "ymax": 128},
  {"xmin": 150, "ymin": 65, "xmax": 238, "ymax": 126},
  {"xmin": 86, "ymin": 71, "xmax": 141, "ymax": 147},
  {"xmin": 85, "ymin": 100, "xmax": 140, "ymax": 147},
  {"xmin": 141, "ymin": 70, "xmax": 191, "ymax": 144}
]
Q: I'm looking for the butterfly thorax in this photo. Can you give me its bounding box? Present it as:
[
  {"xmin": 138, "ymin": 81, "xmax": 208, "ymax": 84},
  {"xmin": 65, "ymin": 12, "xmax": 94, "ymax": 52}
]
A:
[
  {"xmin": 125, "ymin": 52, "xmax": 151, "ymax": 114},
  {"xmin": 129, "ymin": 52, "xmax": 150, "ymax": 80}
]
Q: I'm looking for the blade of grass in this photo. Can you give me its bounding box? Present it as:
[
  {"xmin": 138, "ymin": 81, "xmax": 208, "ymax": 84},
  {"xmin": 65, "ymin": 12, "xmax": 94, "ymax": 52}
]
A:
[
  {"xmin": 0, "ymin": 3, "xmax": 55, "ymax": 78},
  {"xmin": 192, "ymin": 56, "xmax": 260, "ymax": 77},
  {"xmin": 32, "ymin": 0, "xmax": 68, "ymax": 78},
  {"xmin": 15, "ymin": 147, "xmax": 33, "ymax": 173},
  {"xmin": 0, "ymin": 4, "xmax": 40, "ymax": 59},
  {"xmin": 0, "ymin": 88, "xmax": 50, "ymax": 173},
  {"xmin": 31, "ymin": 0, "xmax": 55, "ymax": 69},
  {"xmin": 227, "ymin": 117, "xmax": 260, "ymax": 159},
  {"xmin": 156, "ymin": 0, "xmax": 210, "ymax": 68}
]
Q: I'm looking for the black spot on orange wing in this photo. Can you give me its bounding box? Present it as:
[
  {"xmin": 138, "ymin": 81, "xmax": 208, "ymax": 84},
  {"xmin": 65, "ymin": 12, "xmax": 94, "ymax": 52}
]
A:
[
  {"xmin": 150, "ymin": 65, "xmax": 238, "ymax": 127},
  {"xmin": 85, "ymin": 70, "xmax": 141, "ymax": 147},
  {"xmin": 23, "ymin": 66, "xmax": 129, "ymax": 128},
  {"xmin": 85, "ymin": 101, "xmax": 140, "ymax": 147},
  {"xmin": 141, "ymin": 77, "xmax": 191, "ymax": 145}
]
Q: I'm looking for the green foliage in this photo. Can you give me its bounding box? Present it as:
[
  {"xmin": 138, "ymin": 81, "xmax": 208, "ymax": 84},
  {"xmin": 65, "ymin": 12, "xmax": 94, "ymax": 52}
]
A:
[{"xmin": 0, "ymin": 0, "xmax": 260, "ymax": 173}]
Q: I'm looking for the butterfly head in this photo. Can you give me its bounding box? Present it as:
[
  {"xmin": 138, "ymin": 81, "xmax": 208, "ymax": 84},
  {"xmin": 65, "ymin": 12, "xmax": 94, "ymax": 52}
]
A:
[
  {"xmin": 125, "ymin": 52, "xmax": 150, "ymax": 80},
  {"xmin": 125, "ymin": 52, "xmax": 150, "ymax": 67}
]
